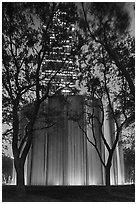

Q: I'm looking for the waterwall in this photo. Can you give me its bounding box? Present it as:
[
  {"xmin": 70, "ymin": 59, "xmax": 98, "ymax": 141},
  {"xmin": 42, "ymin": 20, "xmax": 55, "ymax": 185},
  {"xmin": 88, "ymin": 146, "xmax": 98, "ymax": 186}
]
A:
[{"xmin": 22, "ymin": 95, "xmax": 124, "ymax": 185}]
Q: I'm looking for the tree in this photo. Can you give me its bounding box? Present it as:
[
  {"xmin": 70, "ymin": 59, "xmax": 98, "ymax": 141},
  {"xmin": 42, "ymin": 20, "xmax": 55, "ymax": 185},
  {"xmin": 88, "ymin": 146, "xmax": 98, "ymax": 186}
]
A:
[
  {"xmin": 79, "ymin": 2, "xmax": 135, "ymax": 100},
  {"xmin": 75, "ymin": 3, "xmax": 134, "ymax": 187},
  {"xmin": 71, "ymin": 72, "xmax": 131, "ymax": 187},
  {"xmin": 2, "ymin": 2, "xmax": 79, "ymax": 190}
]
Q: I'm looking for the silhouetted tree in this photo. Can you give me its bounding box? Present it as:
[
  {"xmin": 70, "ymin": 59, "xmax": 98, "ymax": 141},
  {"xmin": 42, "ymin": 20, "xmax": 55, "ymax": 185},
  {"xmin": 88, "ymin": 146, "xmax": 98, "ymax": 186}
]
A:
[
  {"xmin": 78, "ymin": 2, "xmax": 134, "ymax": 99},
  {"xmin": 75, "ymin": 3, "xmax": 134, "ymax": 187},
  {"xmin": 2, "ymin": 2, "xmax": 79, "ymax": 190}
]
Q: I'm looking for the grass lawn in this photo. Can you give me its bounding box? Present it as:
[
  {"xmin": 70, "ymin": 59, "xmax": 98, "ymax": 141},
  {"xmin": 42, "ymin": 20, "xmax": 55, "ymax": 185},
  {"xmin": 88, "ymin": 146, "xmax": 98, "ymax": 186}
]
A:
[{"xmin": 2, "ymin": 184, "xmax": 135, "ymax": 202}]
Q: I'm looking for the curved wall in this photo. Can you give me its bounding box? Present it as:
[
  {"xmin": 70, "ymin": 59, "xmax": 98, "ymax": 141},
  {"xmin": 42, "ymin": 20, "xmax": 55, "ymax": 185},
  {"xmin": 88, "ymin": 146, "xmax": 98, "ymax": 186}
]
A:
[{"xmin": 24, "ymin": 95, "xmax": 124, "ymax": 185}]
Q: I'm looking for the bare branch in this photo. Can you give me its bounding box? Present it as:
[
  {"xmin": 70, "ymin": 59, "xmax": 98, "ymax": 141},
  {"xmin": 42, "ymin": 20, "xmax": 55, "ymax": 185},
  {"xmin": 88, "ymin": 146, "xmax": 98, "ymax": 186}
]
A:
[
  {"xmin": 78, "ymin": 122, "xmax": 106, "ymax": 167},
  {"xmin": 92, "ymin": 111, "xmax": 111, "ymax": 152},
  {"xmin": 2, "ymin": 128, "xmax": 13, "ymax": 137},
  {"xmin": 33, "ymin": 122, "xmax": 56, "ymax": 131}
]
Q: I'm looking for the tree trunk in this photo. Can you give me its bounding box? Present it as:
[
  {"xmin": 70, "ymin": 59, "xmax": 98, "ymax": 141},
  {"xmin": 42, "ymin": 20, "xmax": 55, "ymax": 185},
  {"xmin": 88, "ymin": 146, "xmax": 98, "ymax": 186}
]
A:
[
  {"xmin": 14, "ymin": 158, "xmax": 25, "ymax": 192},
  {"xmin": 105, "ymin": 166, "xmax": 111, "ymax": 187},
  {"xmin": 105, "ymin": 164, "xmax": 112, "ymax": 193}
]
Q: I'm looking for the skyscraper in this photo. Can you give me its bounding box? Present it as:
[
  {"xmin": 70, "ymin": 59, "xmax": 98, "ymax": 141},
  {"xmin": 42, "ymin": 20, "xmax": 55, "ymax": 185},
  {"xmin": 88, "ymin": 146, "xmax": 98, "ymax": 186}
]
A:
[{"xmin": 40, "ymin": 3, "xmax": 78, "ymax": 96}]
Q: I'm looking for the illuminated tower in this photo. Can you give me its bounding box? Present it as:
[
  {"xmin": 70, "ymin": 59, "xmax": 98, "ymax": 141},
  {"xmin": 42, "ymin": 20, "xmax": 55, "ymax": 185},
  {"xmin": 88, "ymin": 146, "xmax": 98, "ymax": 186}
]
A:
[{"xmin": 40, "ymin": 4, "xmax": 78, "ymax": 96}]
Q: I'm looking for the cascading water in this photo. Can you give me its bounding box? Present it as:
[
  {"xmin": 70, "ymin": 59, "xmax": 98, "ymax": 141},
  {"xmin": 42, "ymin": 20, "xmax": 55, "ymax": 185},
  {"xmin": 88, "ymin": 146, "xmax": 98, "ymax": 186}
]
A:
[{"xmin": 15, "ymin": 95, "xmax": 125, "ymax": 185}]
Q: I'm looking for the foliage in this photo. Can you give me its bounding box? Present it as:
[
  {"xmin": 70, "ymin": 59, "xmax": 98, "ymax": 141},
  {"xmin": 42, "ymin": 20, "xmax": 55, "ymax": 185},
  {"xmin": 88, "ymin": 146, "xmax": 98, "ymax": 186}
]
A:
[
  {"xmin": 124, "ymin": 146, "xmax": 135, "ymax": 183},
  {"xmin": 78, "ymin": 2, "xmax": 135, "ymax": 99}
]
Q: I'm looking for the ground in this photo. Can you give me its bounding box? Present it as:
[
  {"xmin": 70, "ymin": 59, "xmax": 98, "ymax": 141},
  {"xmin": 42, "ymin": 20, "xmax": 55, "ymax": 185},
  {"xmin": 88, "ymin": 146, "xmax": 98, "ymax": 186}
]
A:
[{"xmin": 2, "ymin": 184, "xmax": 135, "ymax": 202}]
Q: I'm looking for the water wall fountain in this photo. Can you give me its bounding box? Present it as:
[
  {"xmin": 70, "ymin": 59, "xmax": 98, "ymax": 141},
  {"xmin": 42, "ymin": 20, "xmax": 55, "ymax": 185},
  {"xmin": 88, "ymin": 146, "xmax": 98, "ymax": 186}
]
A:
[{"xmin": 22, "ymin": 95, "xmax": 124, "ymax": 185}]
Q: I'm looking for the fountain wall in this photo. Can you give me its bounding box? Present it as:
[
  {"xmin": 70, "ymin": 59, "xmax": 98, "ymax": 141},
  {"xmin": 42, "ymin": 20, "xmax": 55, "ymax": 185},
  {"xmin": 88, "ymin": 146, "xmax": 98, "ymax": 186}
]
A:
[{"xmin": 23, "ymin": 95, "xmax": 125, "ymax": 185}]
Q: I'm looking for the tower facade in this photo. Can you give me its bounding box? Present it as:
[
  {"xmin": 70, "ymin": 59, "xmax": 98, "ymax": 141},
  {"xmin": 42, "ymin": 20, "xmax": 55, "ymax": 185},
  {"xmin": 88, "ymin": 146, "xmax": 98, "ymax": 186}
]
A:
[{"xmin": 40, "ymin": 3, "xmax": 78, "ymax": 96}]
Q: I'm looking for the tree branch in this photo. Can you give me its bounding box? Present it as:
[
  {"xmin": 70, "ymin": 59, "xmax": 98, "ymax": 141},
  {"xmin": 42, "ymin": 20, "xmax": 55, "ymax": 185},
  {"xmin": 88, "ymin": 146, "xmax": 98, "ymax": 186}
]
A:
[
  {"xmin": 2, "ymin": 128, "xmax": 13, "ymax": 137},
  {"xmin": 81, "ymin": 3, "xmax": 103, "ymax": 45},
  {"xmin": 9, "ymin": 35, "xmax": 20, "ymax": 91},
  {"xmin": 2, "ymin": 59, "xmax": 14, "ymax": 102},
  {"xmin": 78, "ymin": 122, "xmax": 106, "ymax": 167}
]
